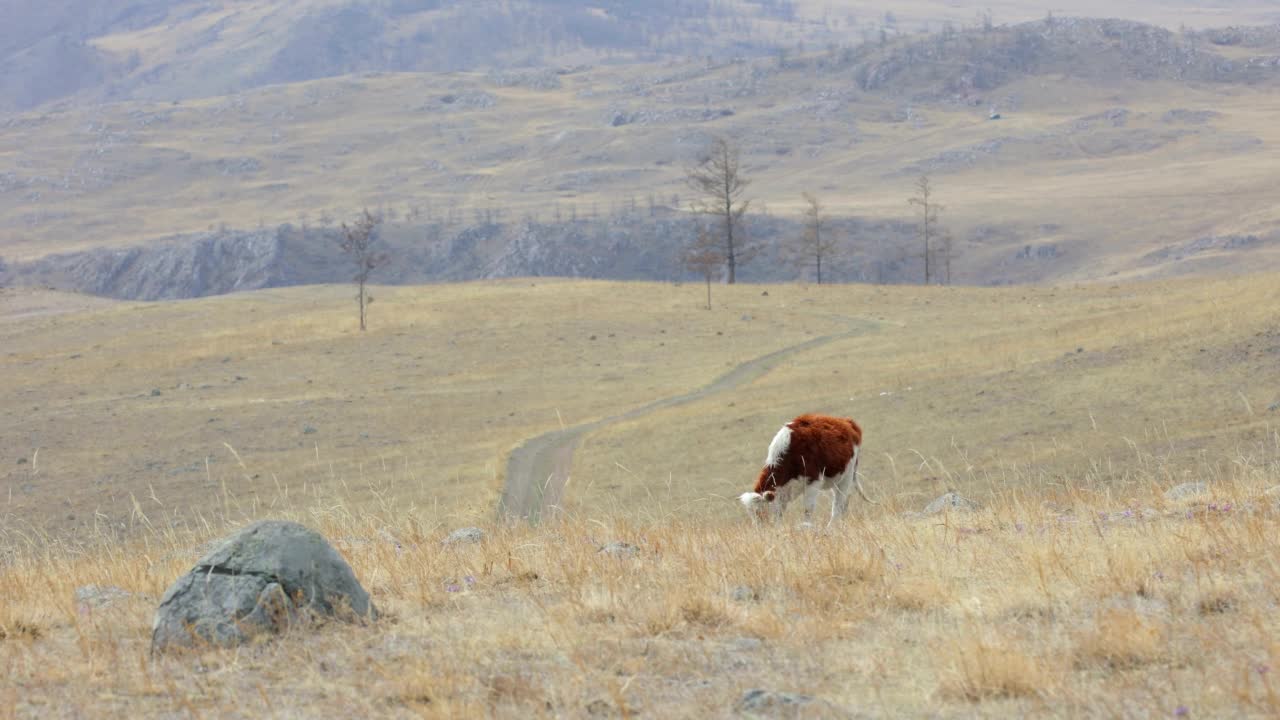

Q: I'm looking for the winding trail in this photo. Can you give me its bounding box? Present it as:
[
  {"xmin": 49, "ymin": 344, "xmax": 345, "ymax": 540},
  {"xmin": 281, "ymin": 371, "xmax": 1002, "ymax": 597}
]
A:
[{"xmin": 497, "ymin": 316, "xmax": 881, "ymax": 522}]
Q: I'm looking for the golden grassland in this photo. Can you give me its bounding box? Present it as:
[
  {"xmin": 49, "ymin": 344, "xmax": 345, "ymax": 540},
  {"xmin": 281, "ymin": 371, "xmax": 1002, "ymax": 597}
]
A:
[
  {"xmin": 1, "ymin": 473, "xmax": 1278, "ymax": 718},
  {"xmin": 3, "ymin": 273, "xmax": 1280, "ymax": 716}
]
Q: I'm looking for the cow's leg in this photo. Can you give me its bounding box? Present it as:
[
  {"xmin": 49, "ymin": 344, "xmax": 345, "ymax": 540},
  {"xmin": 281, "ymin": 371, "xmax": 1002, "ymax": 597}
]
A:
[
  {"xmin": 802, "ymin": 480, "xmax": 820, "ymax": 522},
  {"xmin": 831, "ymin": 450, "xmax": 860, "ymax": 525}
]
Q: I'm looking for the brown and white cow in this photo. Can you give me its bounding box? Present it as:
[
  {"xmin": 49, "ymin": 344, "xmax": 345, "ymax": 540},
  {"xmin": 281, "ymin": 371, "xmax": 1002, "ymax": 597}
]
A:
[{"xmin": 739, "ymin": 414, "xmax": 873, "ymax": 523}]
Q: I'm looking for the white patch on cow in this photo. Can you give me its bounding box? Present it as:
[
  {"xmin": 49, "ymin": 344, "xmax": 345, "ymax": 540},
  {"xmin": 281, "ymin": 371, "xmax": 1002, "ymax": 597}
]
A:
[{"xmin": 764, "ymin": 424, "xmax": 792, "ymax": 467}]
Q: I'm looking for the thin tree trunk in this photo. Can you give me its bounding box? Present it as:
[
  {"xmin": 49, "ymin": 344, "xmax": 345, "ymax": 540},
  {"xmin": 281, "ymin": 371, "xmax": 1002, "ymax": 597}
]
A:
[
  {"xmin": 359, "ymin": 281, "xmax": 366, "ymax": 331},
  {"xmin": 705, "ymin": 275, "xmax": 712, "ymax": 310}
]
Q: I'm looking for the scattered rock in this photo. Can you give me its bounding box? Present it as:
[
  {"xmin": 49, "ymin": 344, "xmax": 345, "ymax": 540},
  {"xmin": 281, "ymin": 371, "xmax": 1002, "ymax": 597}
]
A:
[
  {"xmin": 75, "ymin": 584, "xmax": 132, "ymax": 611},
  {"xmin": 151, "ymin": 520, "xmax": 374, "ymax": 653},
  {"xmin": 923, "ymin": 491, "xmax": 978, "ymax": 515},
  {"xmin": 302, "ymin": 425, "xmax": 318, "ymax": 435},
  {"xmin": 150, "ymin": 388, "xmax": 163, "ymax": 397},
  {"xmin": 1164, "ymin": 482, "xmax": 1209, "ymax": 502},
  {"xmin": 442, "ymin": 527, "xmax": 485, "ymax": 546},
  {"xmin": 733, "ymin": 689, "xmax": 846, "ymax": 718},
  {"xmin": 597, "ymin": 541, "xmax": 639, "ymax": 558},
  {"xmin": 730, "ymin": 585, "xmax": 759, "ymax": 603}
]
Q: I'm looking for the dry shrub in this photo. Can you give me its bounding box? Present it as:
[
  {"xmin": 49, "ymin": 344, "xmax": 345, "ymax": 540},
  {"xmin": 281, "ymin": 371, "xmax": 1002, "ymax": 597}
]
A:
[
  {"xmin": 679, "ymin": 595, "xmax": 730, "ymax": 629},
  {"xmin": 1075, "ymin": 608, "xmax": 1168, "ymax": 669},
  {"xmin": 631, "ymin": 601, "xmax": 680, "ymax": 638},
  {"xmin": 938, "ymin": 635, "xmax": 1052, "ymax": 701},
  {"xmin": 1197, "ymin": 590, "xmax": 1238, "ymax": 616},
  {"xmin": 889, "ymin": 577, "xmax": 948, "ymax": 612},
  {"xmin": 486, "ymin": 673, "xmax": 551, "ymax": 712}
]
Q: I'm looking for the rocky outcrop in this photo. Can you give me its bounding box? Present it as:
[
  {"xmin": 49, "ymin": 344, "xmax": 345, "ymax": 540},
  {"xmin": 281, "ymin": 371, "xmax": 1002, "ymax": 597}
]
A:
[
  {"xmin": 4, "ymin": 215, "xmax": 921, "ymax": 301},
  {"xmin": 11, "ymin": 228, "xmax": 286, "ymax": 300}
]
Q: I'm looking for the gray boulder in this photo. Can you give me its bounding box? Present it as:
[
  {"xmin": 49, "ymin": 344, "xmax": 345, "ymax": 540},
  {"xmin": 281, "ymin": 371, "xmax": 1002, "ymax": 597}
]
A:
[
  {"xmin": 151, "ymin": 520, "xmax": 374, "ymax": 653},
  {"xmin": 924, "ymin": 491, "xmax": 978, "ymax": 515}
]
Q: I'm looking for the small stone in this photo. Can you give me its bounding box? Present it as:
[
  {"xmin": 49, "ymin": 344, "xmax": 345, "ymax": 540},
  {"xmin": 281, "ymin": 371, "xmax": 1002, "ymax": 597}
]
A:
[
  {"xmin": 597, "ymin": 541, "xmax": 639, "ymax": 558},
  {"xmin": 150, "ymin": 389, "xmax": 162, "ymax": 397},
  {"xmin": 923, "ymin": 491, "xmax": 978, "ymax": 515},
  {"xmin": 442, "ymin": 527, "xmax": 485, "ymax": 546},
  {"xmin": 302, "ymin": 425, "xmax": 318, "ymax": 435},
  {"xmin": 730, "ymin": 585, "xmax": 759, "ymax": 603},
  {"xmin": 75, "ymin": 585, "xmax": 131, "ymax": 611},
  {"xmin": 733, "ymin": 689, "xmax": 845, "ymax": 718},
  {"xmin": 1164, "ymin": 482, "xmax": 1209, "ymax": 502}
]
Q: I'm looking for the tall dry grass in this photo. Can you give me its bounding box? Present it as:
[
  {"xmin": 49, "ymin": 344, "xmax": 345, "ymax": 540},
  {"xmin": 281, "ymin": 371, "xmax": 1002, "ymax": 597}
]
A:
[{"xmin": 2, "ymin": 462, "xmax": 1278, "ymax": 718}]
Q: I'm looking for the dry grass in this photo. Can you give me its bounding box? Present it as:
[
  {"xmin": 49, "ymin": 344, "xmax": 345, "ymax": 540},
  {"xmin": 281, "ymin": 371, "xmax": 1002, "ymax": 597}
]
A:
[
  {"xmin": 4, "ymin": 272, "xmax": 1280, "ymax": 715},
  {"xmin": 2, "ymin": 471, "xmax": 1279, "ymax": 718}
]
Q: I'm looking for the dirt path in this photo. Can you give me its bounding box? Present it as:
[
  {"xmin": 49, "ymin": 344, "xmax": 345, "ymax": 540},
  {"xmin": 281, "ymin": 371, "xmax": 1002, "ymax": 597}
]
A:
[{"xmin": 497, "ymin": 317, "xmax": 881, "ymax": 522}]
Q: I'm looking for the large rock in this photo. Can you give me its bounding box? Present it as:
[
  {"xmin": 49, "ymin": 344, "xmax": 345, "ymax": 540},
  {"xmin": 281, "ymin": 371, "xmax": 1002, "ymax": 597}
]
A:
[{"xmin": 151, "ymin": 521, "xmax": 374, "ymax": 653}]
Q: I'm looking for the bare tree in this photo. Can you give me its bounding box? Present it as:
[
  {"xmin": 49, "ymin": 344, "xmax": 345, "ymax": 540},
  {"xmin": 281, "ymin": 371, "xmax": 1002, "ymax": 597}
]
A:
[
  {"xmin": 908, "ymin": 175, "xmax": 943, "ymax": 285},
  {"xmin": 337, "ymin": 209, "xmax": 387, "ymax": 331},
  {"xmin": 687, "ymin": 136, "xmax": 754, "ymax": 284},
  {"xmin": 793, "ymin": 192, "xmax": 839, "ymax": 284},
  {"xmin": 681, "ymin": 223, "xmax": 724, "ymax": 310}
]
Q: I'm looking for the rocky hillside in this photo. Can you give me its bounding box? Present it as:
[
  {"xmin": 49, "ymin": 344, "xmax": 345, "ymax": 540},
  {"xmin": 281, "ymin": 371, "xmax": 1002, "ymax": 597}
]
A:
[
  {"xmin": 852, "ymin": 17, "xmax": 1280, "ymax": 101},
  {"xmin": 1, "ymin": 213, "xmax": 924, "ymax": 300}
]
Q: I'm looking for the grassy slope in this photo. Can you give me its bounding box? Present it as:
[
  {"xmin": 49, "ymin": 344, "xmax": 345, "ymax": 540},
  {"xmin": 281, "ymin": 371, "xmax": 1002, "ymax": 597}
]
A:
[
  {"xmin": 6, "ymin": 47, "xmax": 1280, "ymax": 283},
  {"xmin": 3, "ymin": 274, "xmax": 1280, "ymax": 717}
]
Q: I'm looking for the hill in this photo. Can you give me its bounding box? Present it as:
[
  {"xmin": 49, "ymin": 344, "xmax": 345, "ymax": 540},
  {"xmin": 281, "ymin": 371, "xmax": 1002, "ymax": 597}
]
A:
[{"xmin": 6, "ymin": 16, "xmax": 1280, "ymax": 294}]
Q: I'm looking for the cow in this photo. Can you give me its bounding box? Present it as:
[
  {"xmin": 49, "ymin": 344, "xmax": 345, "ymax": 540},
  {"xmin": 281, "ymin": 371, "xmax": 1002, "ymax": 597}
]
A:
[{"xmin": 739, "ymin": 414, "xmax": 873, "ymax": 524}]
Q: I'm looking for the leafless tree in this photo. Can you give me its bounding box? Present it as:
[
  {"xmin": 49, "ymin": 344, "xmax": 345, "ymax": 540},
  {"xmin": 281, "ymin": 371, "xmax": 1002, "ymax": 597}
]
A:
[
  {"xmin": 681, "ymin": 223, "xmax": 724, "ymax": 310},
  {"xmin": 337, "ymin": 209, "xmax": 387, "ymax": 331},
  {"xmin": 687, "ymin": 136, "xmax": 754, "ymax": 284},
  {"xmin": 908, "ymin": 175, "xmax": 943, "ymax": 285},
  {"xmin": 793, "ymin": 192, "xmax": 839, "ymax": 284}
]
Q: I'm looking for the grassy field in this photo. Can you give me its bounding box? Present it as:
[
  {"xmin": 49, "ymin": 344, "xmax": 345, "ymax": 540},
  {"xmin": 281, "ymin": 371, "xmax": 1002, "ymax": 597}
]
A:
[{"xmin": 3, "ymin": 274, "xmax": 1280, "ymax": 717}]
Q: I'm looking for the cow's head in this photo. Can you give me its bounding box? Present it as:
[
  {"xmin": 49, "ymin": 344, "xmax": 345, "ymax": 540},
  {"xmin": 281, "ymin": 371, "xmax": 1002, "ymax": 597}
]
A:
[{"xmin": 738, "ymin": 488, "xmax": 777, "ymax": 522}]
